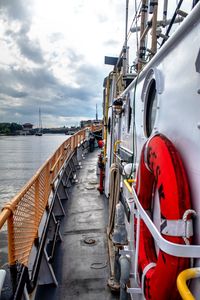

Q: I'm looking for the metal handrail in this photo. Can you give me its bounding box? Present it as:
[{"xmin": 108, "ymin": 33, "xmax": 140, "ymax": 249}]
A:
[
  {"xmin": 121, "ymin": 179, "xmax": 200, "ymax": 297},
  {"xmin": 0, "ymin": 128, "xmax": 87, "ymax": 266},
  {"xmin": 123, "ymin": 180, "xmax": 200, "ymax": 258}
]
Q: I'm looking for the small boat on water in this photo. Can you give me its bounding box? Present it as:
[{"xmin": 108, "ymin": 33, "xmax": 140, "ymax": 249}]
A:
[
  {"xmin": 35, "ymin": 131, "xmax": 42, "ymax": 136},
  {"xmin": 35, "ymin": 132, "xmax": 42, "ymax": 136},
  {"xmin": 0, "ymin": 1, "xmax": 200, "ymax": 300}
]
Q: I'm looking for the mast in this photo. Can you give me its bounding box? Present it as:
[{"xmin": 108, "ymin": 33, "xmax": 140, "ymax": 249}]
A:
[
  {"xmin": 96, "ymin": 104, "xmax": 98, "ymax": 121},
  {"xmin": 39, "ymin": 108, "xmax": 42, "ymax": 132},
  {"xmin": 123, "ymin": 0, "xmax": 129, "ymax": 75},
  {"xmin": 151, "ymin": 0, "xmax": 158, "ymax": 55},
  {"xmin": 35, "ymin": 108, "xmax": 43, "ymax": 136},
  {"xmin": 138, "ymin": 0, "xmax": 148, "ymax": 71}
]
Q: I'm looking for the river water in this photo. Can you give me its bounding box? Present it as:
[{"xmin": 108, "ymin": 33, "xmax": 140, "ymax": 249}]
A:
[{"xmin": 0, "ymin": 134, "xmax": 68, "ymax": 209}]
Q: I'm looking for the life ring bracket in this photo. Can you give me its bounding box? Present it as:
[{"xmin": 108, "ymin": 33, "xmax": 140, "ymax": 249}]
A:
[
  {"xmin": 160, "ymin": 218, "xmax": 193, "ymax": 238},
  {"xmin": 131, "ymin": 187, "xmax": 200, "ymax": 258}
]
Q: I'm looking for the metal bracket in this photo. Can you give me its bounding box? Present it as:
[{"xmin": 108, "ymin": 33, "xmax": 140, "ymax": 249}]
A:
[
  {"xmin": 132, "ymin": 188, "xmax": 200, "ymax": 258},
  {"xmin": 57, "ymin": 180, "xmax": 68, "ymax": 200},
  {"xmin": 161, "ymin": 219, "xmax": 193, "ymax": 237},
  {"xmin": 77, "ymin": 146, "xmax": 83, "ymax": 163},
  {"xmin": 119, "ymin": 248, "xmax": 134, "ymax": 257},
  {"xmin": 53, "ymin": 194, "xmax": 65, "ymax": 217},
  {"xmin": 127, "ymin": 287, "xmax": 142, "ymax": 294},
  {"xmin": 47, "ymin": 213, "xmax": 63, "ymax": 242},
  {"xmin": 62, "ymin": 165, "xmax": 72, "ymax": 188},
  {"xmin": 38, "ymin": 249, "xmax": 58, "ymax": 286}
]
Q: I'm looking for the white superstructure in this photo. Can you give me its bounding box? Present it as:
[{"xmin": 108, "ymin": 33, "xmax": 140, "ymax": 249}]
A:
[{"xmin": 103, "ymin": 2, "xmax": 200, "ymax": 299}]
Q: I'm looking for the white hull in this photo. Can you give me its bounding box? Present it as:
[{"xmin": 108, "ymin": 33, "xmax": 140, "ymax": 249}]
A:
[{"xmin": 104, "ymin": 2, "xmax": 200, "ymax": 299}]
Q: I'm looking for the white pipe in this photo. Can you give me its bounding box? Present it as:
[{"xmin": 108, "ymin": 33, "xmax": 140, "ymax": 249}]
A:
[
  {"xmin": 163, "ymin": 0, "xmax": 168, "ymax": 25},
  {"xmin": 130, "ymin": 16, "xmax": 184, "ymax": 32},
  {"xmin": 134, "ymin": 213, "xmax": 140, "ymax": 285},
  {"xmin": 119, "ymin": 256, "xmax": 131, "ymax": 300}
]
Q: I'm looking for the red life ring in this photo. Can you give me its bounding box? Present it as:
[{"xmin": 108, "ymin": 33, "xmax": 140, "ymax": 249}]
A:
[
  {"xmin": 98, "ymin": 140, "xmax": 104, "ymax": 148},
  {"xmin": 136, "ymin": 133, "xmax": 192, "ymax": 300}
]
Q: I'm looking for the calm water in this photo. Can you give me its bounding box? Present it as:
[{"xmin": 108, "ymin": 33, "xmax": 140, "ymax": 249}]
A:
[{"xmin": 0, "ymin": 134, "xmax": 68, "ymax": 209}]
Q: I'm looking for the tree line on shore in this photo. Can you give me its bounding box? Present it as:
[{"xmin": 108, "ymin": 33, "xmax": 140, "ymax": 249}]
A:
[
  {"xmin": 0, "ymin": 123, "xmax": 23, "ymax": 135},
  {"xmin": 0, "ymin": 122, "xmax": 81, "ymax": 135}
]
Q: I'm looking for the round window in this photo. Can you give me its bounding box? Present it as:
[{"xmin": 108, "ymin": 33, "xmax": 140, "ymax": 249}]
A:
[
  {"xmin": 107, "ymin": 117, "xmax": 111, "ymax": 134},
  {"xmin": 144, "ymin": 79, "xmax": 157, "ymax": 137},
  {"xmin": 126, "ymin": 93, "xmax": 132, "ymax": 133}
]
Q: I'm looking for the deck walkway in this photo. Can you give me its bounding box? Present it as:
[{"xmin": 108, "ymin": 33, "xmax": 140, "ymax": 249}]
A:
[{"xmin": 36, "ymin": 149, "xmax": 118, "ymax": 300}]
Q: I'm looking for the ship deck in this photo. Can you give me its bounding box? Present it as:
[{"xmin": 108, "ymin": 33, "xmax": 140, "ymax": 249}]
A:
[{"xmin": 35, "ymin": 149, "xmax": 118, "ymax": 300}]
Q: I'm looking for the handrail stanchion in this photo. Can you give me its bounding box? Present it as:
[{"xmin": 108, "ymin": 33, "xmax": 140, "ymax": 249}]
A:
[
  {"xmin": 34, "ymin": 179, "xmax": 40, "ymax": 231},
  {"xmin": 44, "ymin": 162, "xmax": 50, "ymax": 204},
  {"xmin": 72, "ymin": 135, "xmax": 75, "ymax": 151},
  {"xmin": 7, "ymin": 214, "xmax": 15, "ymax": 265}
]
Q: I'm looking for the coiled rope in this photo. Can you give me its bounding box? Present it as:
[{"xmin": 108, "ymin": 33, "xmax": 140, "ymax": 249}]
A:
[{"xmin": 108, "ymin": 163, "xmax": 120, "ymax": 239}]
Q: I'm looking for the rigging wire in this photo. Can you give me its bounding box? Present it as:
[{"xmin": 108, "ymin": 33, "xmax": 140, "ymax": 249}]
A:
[
  {"xmin": 128, "ymin": 71, "xmax": 140, "ymax": 180},
  {"xmin": 161, "ymin": 0, "xmax": 184, "ymax": 46},
  {"xmin": 131, "ymin": 73, "xmax": 139, "ymax": 177},
  {"xmin": 127, "ymin": 0, "xmax": 142, "ymax": 42},
  {"xmin": 124, "ymin": 0, "xmax": 142, "ymax": 71},
  {"xmin": 134, "ymin": 0, "xmax": 139, "ymax": 53}
]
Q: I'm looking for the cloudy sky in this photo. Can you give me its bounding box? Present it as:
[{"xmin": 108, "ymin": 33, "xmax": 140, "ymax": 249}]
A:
[
  {"xmin": 0, "ymin": 0, "xmax": 193, "ymax": 128},
  {"xmin": 0, "ymin": 0, "xmax": 126, "ymax": 127}
]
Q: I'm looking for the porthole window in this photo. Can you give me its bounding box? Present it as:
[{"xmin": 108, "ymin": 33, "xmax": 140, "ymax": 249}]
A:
[
  {"xmin": 144, "ymin": 79, "xmax": 158, "ymax": 137},
  {"xmin": 126, "ymin": 93, "xmax": 132, "ymax": 133},
  {"xmin": 107, "ymin": 117, "xmax": 111, "ymax": 134}
]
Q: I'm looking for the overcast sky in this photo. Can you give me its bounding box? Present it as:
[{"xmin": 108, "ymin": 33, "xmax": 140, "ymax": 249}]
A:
[
  {"xmin": 0, "ymin": 0, "xmax": 126, "ymax": 127},
  {"xmin": 0, "ymin": 0, "xmax": 193, "ymax": 128}
]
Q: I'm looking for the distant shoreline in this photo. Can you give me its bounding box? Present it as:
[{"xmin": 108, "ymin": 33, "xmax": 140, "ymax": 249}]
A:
[
  {"xmin": 0, "ymin": 128, "xmax": 80, "ymax": 136},
  {"xmin": 0, "ymin": 132, "xmax": 72, "ymax": 136}
]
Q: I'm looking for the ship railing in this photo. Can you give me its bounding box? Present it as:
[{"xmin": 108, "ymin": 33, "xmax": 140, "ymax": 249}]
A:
[
  {"xmin": 0, "ymin": 128, "xmax": 93, "ymax": 299},
  {"xmin": 0, "ymin": 128, "xmax": 87, "ymax": 269},
  {"xmin": 0, "ymin": 124, "xmax": 102, "ymax": 298},
  {"xmin": 121, "ymin": 179, "xmax": 200, "ymax": 298}
]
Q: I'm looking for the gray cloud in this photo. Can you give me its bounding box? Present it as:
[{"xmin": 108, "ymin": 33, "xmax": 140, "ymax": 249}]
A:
[
  {"xmin": 0, "ymin": 0, "xmax": 31, "ymax": 21},
  {"xmin": 12, "ymin": 68, "xmax": 57, "ymax": 90},
  {"xmin": 0, "ymin": 64, "xmax": 98, "ymax": 99},
  {"xmin": 17, "ymin": 37, "xmax": 44, "ymax": 64},
  {"xmin": 0, "ymin": 1, "xmax": 104, "ymax": 126},
  {"xmin": 0, "ymin": 59, "xmax": 102, "ymax": 125},
  {"xmin": 5, "ymin": 23, "xmax": 44, "ymax": 64},
  {"xmin": 0, "ymin": 0, "xmax": 44, "ymax": 65},
  {"xmin": 0, "ymin": 85, "xmax": 28, "ymax": 98}
]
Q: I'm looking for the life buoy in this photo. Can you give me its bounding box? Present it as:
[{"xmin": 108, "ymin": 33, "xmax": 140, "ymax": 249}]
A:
[
  {"xmin": 98, "ymin": 139, "xmax": 104, "ymax": 148},
  {"xmin": 136, "ymin": 133, "xmax": 192, "ymax": 300}
]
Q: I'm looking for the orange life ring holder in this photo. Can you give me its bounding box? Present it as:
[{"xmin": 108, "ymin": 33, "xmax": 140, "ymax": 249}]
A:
[{"xmin": 136, "ymin": 133, "xmax": 192, "ymax": 300}]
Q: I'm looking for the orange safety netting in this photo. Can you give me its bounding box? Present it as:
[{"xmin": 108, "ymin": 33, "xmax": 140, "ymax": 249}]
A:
[{"xmin": 0, "ymin": 128, "xmax": 88, "ymax": 266}]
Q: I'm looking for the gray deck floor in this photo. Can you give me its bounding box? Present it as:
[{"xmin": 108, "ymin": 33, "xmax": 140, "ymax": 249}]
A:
[{"xmin": 36, "ymin": 149, "xmax": 119, "ymax": 300}]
